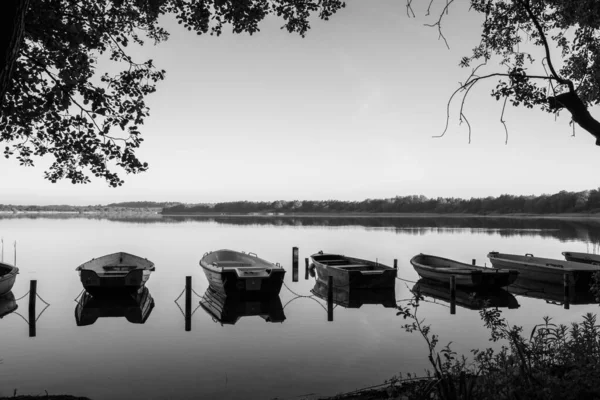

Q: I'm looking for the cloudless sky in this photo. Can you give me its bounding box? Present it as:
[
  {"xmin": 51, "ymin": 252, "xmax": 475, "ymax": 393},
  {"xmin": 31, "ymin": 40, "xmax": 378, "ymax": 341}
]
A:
[{"xmin": 2, "ymin": 0, "xmax": 599, "ymax": 205}]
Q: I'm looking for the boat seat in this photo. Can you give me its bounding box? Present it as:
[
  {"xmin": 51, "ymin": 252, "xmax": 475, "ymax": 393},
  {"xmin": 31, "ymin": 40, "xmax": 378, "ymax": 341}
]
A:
[
  {"xmin": 213, "ymin": 261, "xmax": 253, "ymax": 268},
  {"xmin": 337, "ymin": 264, "xmax": 372, "ymax": 270}
]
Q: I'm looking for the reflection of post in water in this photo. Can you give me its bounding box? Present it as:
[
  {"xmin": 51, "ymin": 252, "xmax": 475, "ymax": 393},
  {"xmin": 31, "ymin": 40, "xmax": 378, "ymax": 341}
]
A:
[
  {"xmin": 29, "ymin": 280, "xmax": 37, "ymax": 337},
  {"xmin": 292, "ymin": 247, "xmax": 299, "ymax": 282},
  {"xmin": 174, "ymin": 276, "xmax": 201, "ymax": 332},
  {"xmin": 449, "ymin": 276, "xmax": 456, "ymax": 315},
  {"xmin": 327, "ymin": 275, "xmax": 333, "ymax": 322},
  {"xmin": 305, "ymin": 258, "xmax": 309, "ymax": 280},
  {"xmin": 564, "ymin": 273, "xmax": 570, "ymax": 310},
  {"xmin": 185, "ymin": 276, "xmax": 192, "ymax": 331}
]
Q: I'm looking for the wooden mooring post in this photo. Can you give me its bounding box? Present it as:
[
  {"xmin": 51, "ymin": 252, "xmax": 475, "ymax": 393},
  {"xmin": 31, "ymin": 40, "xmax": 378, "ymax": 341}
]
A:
[
  {"xmin": 472, "ymin": 259, "xmax": 476, "ymax": 266},
  {"xmin": 304, "ymin": 258, "xmax": 309, "ymax": 280},
  {"xmin": 563, "ymin": 273, "xmax": 570, "ymax": 310},
  {"xmin": 185, "ymin": 276, "xmax": 192, "ymax": 331},
  {"xmin": 393, "ymin": 259, "xmax": 398, "ymax": 269},
  {"xmin": 29, "ymin": 280, "xmax": 37, "ymax": 337},
  {"xmin": 327, "ymin": 275, "xmax": 334, "ymax": 322},
  {"xmin": 450, "ymin": 276, "xmax": 456, "ymax": 315},
  {"xmin": 292, "ymin": 247, "xmax": 299, "ymax": 282}
]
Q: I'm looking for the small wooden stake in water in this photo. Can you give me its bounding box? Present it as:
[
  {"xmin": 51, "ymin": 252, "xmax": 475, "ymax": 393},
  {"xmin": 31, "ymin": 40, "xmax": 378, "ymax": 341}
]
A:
[
  {"xmin": 563, "ymin": 273, "xmax": 570, "ymax": 310},
  {"xmin": 304, "ymin": 258, "xmax": 309, "ymax": 280},
  {"xmin": 185, "ymin": 276, "xmax": 192, "ymax": 332},
  {"xmin": 327, "ymin": 275, "xmax": 334, "ymax": 322},
  {"xmin": 393, "ymin": 259, "xmax": 398, "ymax": 269},
  {"xmin": 29, "ymin": 280, "xmax": 37, "ymax": 337},
  {"xmin": 292, "ymin": 247, "xmax": 299, "ymax": 282},
  {"xmin": 450, "ymin": 276, "xmax": 456, "ymax": 315}
]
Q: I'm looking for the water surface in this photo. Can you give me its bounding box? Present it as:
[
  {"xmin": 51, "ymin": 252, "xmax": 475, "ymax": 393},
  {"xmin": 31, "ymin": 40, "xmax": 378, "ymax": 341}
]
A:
[{"xmin": 0, "ymin": 215, "xmax": 599, "ymax": 399}]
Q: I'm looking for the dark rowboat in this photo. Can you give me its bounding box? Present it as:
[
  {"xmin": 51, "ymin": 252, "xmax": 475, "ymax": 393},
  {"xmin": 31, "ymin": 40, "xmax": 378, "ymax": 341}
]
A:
[
  {"xmin": 199, "ymin": 286, "xmax": 285, "ymax": 325},
  {"xmin": 487, "ymin": 252, "xmax": 600, "ymax": 288},
  {"xmin": 410, "ymin": 254, "xmax": 519, "ymax": 288},
  {"xmin": 0, "ymin": 262, "xmax": 18, "ymax": 297},
  {"xmin": 76, "ymin": 252, "xmax": 155, "ymax": 295},
  {"xmin": 412, "ymin": 279, "xmax": 520, "ymax": 310},
  {"xmin": 309, "ymin": 252, "xmax": 397, "ymax": 289},
  {"xmin": 562, "ymin": 251, "xmax": 600, "ymax": 265},
  {"xmin": 75, "ymin": 287, "xmax": 154, "ymax": 326},
  {"xmin": 199, "ymin": 249, "xmax": 285, "ymax": 296}
]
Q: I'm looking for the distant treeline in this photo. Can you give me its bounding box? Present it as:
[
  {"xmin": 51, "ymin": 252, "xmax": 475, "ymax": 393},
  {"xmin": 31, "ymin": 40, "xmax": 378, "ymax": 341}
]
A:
[
  {"xmin": 0, "ymin": 201, "xmax": 178, "ymax": 212},
  {"xmin": 162, "ymin": 189, "xmax": 600, "ymax": 215}
]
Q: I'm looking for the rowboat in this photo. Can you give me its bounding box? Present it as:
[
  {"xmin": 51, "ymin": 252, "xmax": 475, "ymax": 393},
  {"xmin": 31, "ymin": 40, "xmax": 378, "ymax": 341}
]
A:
[
  {"xmin": 199, "ymin": 250, "xmax": 286, "ymax": 296},
  {"xmin": 487, "ymin": 252, "xmax": 600, "ymax": 288},
  {"xmin": 199, "ymin": 286, "xmax": 285, "ymax": 325},
  {"xmin": 75, "ymin": 287, "xmax": 155, "ymax": 326},
  {"xmin": 412, "ymin": 279, "xmax": 520, "ymax": 310},
  {"xmin": 0, "ymin": 292, "xmax": 18, "ymax": 319},
  {"xmin": 76, "ymin": 252, "xmax": 155, "ymax": 295},
  {"xmin": 0, "ymin": 262, "xmax": 19, "ymax": 297},
  {"xmin": 309, "ymin": 252, "xmax": 397, "ymax": 289},
  {"xmin": 410, "ymin": 254, "xmax": 519, "ymax": 288},
  {"xmin": 310, "ymin": 280, "xmax": 396, "ymax": 309},
  {"xmin": 562, "ymin": 251, "xmax": 600, "ymax": 265}
]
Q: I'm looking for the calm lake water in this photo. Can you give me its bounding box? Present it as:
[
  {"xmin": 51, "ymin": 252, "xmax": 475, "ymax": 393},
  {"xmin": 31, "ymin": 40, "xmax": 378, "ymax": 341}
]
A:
[{"xmin": 1, "ymin": 215, "xmax": 600, "ymax": 400}]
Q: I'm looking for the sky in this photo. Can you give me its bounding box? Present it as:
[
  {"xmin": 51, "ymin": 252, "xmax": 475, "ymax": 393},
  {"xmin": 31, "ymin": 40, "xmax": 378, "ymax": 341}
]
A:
[{"xmin": 2, "ymin": 0, "xmax": 599, "ymax": 205}]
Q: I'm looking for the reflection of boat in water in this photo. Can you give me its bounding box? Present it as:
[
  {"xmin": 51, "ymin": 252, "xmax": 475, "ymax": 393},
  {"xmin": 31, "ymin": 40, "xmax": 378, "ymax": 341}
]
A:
[
  {"xmin": 487, "ymin": 252, "xmax": 600, "ymax": 289},
  {"xmin": 310, "ymin": 280, "xmax": 396, "ymax": 308},
  {"xmin": 199, "ymin": 287, "xmax": 285, "ymax": 325},
  {"xmin": 0, "ymin": 262, "xmax": 19, "ymax": 296},
  {"xmin": 309, "ymin": 252, "xmax": 397, "ymax": 289},
  {"xmin": 0, "ymin": 291, "xmax": 18, "ymax": 318},
  {"xmin": 412, "ymin": 279, "xmax": 520, "ymax": 310},
  {"xmin": 75, "ymin": 287, "xmax": 155, "ymax": 326},
  {"xmin": 411, "ymin": 254, "xmax": 518, "ymax": 288},
  {"xmin": 507, "ymin": 276, "xmax": 597, "ymax": 306},
  {"xmin": 200, "ymin": 250, "xmax": 286, "ymax": 296},
  {"xmin": 76, "ymin": 252, "xmax": 155, "ymax": 295}
]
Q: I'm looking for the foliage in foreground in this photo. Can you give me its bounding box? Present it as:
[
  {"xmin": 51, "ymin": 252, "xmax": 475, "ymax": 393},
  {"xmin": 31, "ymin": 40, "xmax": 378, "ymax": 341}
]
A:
[{"xmin": 393, "ymin": 291, "xmax": 600, "ymax": 400}]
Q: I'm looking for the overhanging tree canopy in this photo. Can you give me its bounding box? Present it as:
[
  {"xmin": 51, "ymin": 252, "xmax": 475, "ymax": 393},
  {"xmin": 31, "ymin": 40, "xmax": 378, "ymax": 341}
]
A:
[
  {"xmin": 411, "ymin": 0, "xmax": 600, "ymax": 145},
  {"xmin": 0, "ymin": 0, "xmax": 345, "ymax": 186}
]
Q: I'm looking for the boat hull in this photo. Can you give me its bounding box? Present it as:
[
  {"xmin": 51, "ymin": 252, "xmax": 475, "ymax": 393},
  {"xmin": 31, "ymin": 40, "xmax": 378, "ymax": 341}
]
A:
[
  {"xmin": 201, "ymin": 266, "xmax": 286, "ymax": 296},
  {"xmin": 487, "ymin": 252, "xmax": 600, "ymax": 289},
  {"xmin": 76, "ymin": 252, "xmax": 154, "ymax": 295},
  {"xmin": 0, "ymin": 263, "xmax": 18, "ymax": 297},
  {"xmin": 79, "ymin": 269, "xmax": 147, "ymax": 296},
  {"xmin": 410, "ymin": 254, "xmax": 518, "ymax": 288},
  {"xmin": 562, "ymin": 251, "xmax": 600, "ymax": 265},
  {"xmin": 200, "ymin": 250, "xmax": 286, "ymax": 297},
  {"xmin": 310, "ymin": 253, "xmax": 397, "ymax": 290}
]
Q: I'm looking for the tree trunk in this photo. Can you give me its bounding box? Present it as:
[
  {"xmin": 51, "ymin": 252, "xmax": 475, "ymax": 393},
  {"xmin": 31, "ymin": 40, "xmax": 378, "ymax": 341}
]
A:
[
  {"xmin": 549, "ymin": 91, "xmax": 600, "ymax": 146},
  {"xmin": 0, "ymin": 0, "xmax": 29, "ymax": 108}
]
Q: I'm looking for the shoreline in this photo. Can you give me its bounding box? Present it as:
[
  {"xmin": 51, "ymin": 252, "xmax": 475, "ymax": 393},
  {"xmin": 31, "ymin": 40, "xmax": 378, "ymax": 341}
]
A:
[{"xmin": 159, "ymin": 212, "xmax": 600, "ymax": 220}]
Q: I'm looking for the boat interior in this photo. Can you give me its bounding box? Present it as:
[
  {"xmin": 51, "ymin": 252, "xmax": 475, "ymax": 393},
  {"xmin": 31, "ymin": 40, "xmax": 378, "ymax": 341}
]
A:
[
  {"xmin": 204, "ymin": 250, "xmax": 273, "ymax": 269},
  {"xmin": 314, "ymin": 255, "xmax": 385, "ymax": 271}
]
